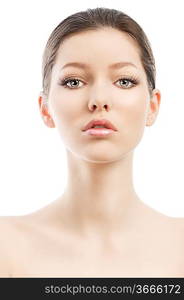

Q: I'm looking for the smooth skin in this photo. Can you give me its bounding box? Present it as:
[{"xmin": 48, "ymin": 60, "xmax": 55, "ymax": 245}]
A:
[{"xmin": 0, "ymin": 27, "xmax": 184, "ymax": 277}]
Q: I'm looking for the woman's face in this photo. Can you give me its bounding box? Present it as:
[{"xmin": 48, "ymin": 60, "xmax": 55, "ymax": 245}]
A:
[{"xmin": 40, "ymin": 27, "xmax": 160, "ymax": 163}]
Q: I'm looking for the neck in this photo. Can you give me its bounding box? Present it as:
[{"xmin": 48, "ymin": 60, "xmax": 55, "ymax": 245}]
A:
[{"xmin": 56, "ymin": 149, "xmax": 144, "ymax": 239}]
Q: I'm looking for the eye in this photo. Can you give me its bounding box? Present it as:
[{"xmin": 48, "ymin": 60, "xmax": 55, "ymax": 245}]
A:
[
  {"xmin": 116, "ymin": 77, "xmax": 138, "ymax": 89},
  {"xmin": 60, "ymin": 77, "xmax": 83, "ymax": 89},
  {"xmin": 59, "ymin": 76, "xmax": 139, "ymax": 90}
]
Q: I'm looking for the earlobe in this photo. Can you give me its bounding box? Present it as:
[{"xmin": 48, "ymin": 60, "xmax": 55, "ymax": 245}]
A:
[
  {"xmin": 146, "ymin": 88, "xmax": 161, "ymax": 127},
  {"xmin": 146, "ymin": 114, "xmax": 154, "ymax": 126},
  {"xmin": 38, "ymin": 92, "xmax": 55, "ymax": 128}
]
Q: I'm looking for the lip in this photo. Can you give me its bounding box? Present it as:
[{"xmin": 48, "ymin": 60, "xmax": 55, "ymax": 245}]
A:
[
  {"xmin": 82, "ymin": 119, "xmax": 118, "ymax": 132},
  {"xmin": 83, "ymin": 128, "xmax": 115, "ymax": 137}
]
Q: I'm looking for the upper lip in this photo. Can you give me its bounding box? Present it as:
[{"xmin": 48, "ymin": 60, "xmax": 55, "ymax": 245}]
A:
[{"xmin": 82, "ymin": 119, "xmax": 118, "ymax": 131}]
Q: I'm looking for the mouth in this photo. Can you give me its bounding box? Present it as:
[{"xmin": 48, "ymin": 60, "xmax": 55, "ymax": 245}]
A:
[
  {"xmin": 83, "ymin": 127, "xmax": 116, "ymax": 137},
  {"xmin": 82, "ymin": 119, "xmax": 118, "ymax": 132},
  {"xmin": 82, "ymin": 119, "xmax": 118, "ymax": 137}
]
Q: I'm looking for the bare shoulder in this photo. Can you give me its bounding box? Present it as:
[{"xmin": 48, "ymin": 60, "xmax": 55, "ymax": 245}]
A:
[
  {"xmin": 0, "ymin": 215, "xmax": 30, "ymax": 235},
  {"xmin": 0, "ymin": 213, "xmax": 43, "ymax": 244},
  {"xmin": 168, "ymin": 215, "xmax": 184, "ymax": 232},
  {"xmin": 161, "ymin": 214, "xmax": 184, "ymax": 237},
  {"xmin": 145, "ymin": 207, "xmax": 184, "ymax": 249},
  {"xmin": 174, "ymin": 216, "xmax": 184, "ymax": 243},
  {"xmin": 145, "ymin": 203, "xmax": 184, "ymax": 233},
  {"xmin": 167, "ymin": 216, "xmax": 184, "ymax": 273},
  {"xmin": 173, "ymin": 216, "xmax": 184, "ymax": 274},
  {"xmin": 0, "ymin": 215, "xmax": 22, "ymax": 243},
  {"xmin": 0, "ymin": 209, "xmax": 57, "ymax": 276},
  {"xmin": 0, "ymin": 216, "xmax": 20, "ymax": 277},
  {"xmin": 0, "ymin": 215, "xmax": 36, "ymax": 277}
]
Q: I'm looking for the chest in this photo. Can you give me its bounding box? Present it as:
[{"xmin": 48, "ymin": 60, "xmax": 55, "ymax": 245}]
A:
[{"xmin": 12, "ymin": 236, "xmax": 183, "ymax": 277}]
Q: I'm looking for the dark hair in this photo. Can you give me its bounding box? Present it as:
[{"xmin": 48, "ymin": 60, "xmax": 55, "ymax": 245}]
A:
[{"xmin": 41, "ymin": 7, "xmax": 156, "ymax": 98}]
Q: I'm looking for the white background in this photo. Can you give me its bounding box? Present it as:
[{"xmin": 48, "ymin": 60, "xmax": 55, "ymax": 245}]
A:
[{"xmin": 0, "ymin": 0, "xmax": 183, "ymax": 217}]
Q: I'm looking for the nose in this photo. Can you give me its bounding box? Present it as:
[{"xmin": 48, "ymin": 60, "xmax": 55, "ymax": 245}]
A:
[
  {"xmin": 88, "ymin": 83, "xmax": 112, "ymax": 112},
  {"xmin": 89, "ymin": 103, "xmax": 109, "ymax": 112}
]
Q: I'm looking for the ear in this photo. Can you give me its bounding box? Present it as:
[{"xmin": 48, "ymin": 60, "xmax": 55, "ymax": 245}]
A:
[
  {"xmin": 38, "ymin": 92, "xmax": 55, "ymax": 128},
  {"xmin": 146, "ymin": 88, "xmax": 161, "ymax": 126}
]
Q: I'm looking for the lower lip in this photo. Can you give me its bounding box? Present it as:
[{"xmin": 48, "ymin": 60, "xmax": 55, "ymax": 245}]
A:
[{"xmin": 83, "ymin": 128, "xmax": 116, "ymax": 136}]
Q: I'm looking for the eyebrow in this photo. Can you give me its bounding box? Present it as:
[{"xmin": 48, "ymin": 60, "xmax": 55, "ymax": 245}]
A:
[{"xmin": 60, "ymin": 61, "xmax": 138, "ymax": 70}]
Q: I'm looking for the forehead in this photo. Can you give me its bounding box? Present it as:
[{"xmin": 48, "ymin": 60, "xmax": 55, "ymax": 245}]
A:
[{"xmin": 54, "ymin": 27, "xmax": 143, "ymax": 72}]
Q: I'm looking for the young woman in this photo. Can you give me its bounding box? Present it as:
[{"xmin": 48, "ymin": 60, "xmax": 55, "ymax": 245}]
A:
[{"xmin": 0, "ymin": 7, "xmax": 183, "ymax": 278}]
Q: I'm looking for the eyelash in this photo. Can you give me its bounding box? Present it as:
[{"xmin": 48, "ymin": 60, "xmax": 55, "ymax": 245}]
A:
[{"xmin": 59, "ymin": 76, "xmax": 139, "ymax": 90}]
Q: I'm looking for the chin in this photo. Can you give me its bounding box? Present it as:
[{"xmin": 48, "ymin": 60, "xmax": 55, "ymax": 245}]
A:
[{"xmin": 78, "ymin": 151, "xmax": 127, "ymax": 164}]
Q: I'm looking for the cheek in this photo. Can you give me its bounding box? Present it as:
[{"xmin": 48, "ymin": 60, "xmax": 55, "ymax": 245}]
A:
[
  {"xmin": 120, "ymin": 94, "xmax": 148, "ymax": 142},
  {"xmin": 49, "ymin": 92, "xmax": 81, "ymax": 129}
]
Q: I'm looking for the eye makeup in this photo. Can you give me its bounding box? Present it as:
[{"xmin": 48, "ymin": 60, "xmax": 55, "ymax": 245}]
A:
[{"xmin": 58, "ymin": 74, "xmax": 140, "ymax": 90}]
